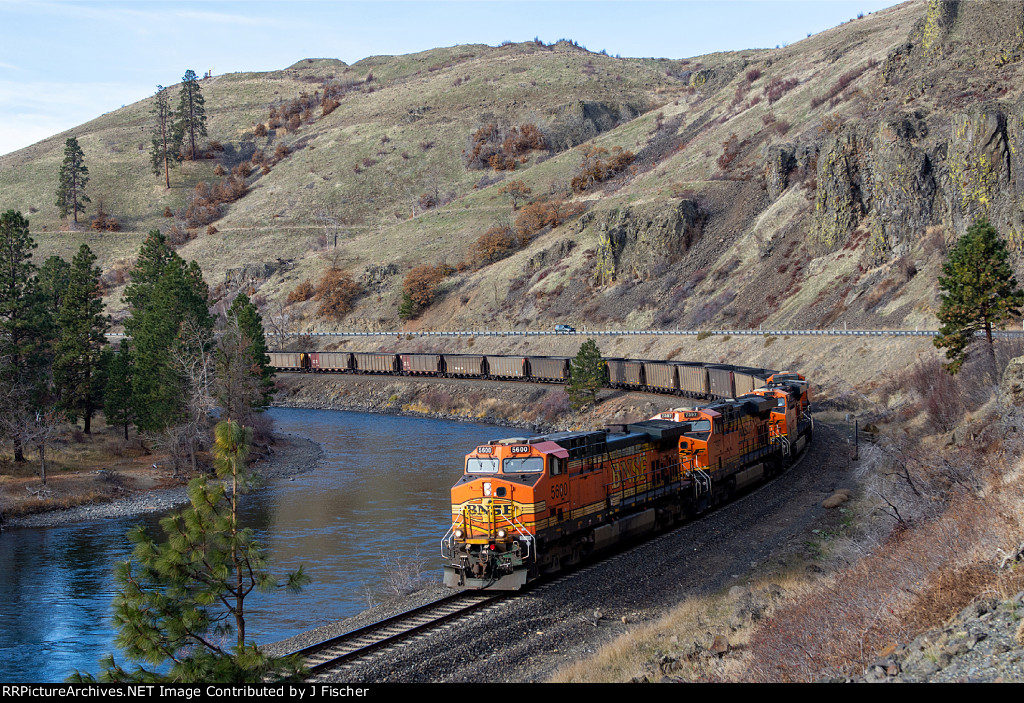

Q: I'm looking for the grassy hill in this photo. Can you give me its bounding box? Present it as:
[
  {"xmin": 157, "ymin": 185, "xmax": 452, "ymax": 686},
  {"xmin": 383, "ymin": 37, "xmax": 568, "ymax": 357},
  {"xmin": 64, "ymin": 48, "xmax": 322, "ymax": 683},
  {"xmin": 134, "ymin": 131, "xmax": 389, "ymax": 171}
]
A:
[{"xmin": 2, "ymin": 0, "xmax": 1023, "ymax": 338}]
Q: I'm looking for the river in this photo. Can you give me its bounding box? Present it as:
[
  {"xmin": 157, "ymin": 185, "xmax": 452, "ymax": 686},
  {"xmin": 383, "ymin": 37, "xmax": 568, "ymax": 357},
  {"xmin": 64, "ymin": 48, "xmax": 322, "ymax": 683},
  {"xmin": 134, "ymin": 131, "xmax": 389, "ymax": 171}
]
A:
[{"xmin": 0, "ymin": 407, "xmax": 510, "ymax": 683}]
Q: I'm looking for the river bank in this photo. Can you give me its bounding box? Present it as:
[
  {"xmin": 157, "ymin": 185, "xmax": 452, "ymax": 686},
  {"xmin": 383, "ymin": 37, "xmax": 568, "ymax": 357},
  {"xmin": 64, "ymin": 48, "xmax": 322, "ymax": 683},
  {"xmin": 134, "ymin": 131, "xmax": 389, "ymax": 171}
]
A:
[{"xmin": 3, "ymin": 434, "xmax": 322, "ymax": 530}]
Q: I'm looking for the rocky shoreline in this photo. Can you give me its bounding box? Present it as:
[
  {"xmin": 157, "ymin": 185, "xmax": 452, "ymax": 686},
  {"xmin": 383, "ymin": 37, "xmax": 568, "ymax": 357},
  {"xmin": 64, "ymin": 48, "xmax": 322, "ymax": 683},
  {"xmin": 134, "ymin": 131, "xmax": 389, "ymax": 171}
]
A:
[{"xmin": 3, "ymin": 434, "xmax": 323, "ymax": 530}]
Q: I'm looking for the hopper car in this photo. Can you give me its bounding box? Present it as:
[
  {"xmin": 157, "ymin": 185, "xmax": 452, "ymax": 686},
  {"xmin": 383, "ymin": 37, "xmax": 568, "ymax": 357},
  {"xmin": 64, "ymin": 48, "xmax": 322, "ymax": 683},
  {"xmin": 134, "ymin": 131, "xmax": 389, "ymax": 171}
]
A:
[{"xmin": 271, "ymin": 350, "xmax": 779, "ymax": 402}]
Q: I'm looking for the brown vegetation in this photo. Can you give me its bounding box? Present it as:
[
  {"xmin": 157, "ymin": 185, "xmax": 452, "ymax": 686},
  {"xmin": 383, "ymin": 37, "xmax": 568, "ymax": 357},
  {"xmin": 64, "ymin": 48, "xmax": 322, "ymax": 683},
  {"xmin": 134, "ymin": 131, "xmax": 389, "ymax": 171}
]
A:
[
  {"xmin": 314, "ymin": 268, "xmax": 361, "ymax": 320},
  {"xmin": 570, "ymin": 145, "xmax": 635, "ymax": 193},
  {"xmin": 515, "ymin": 197, "xmax": 585, "ymax": 238},
  {"xmin": 464, "ymin": 122, "xmax": 547, "ymax": 171},
  {"xmin": 469, "ymin": 224, "xmax": 519, "ymax": 265},
  {"xmin": 286, "ymin": 279, "xmax": 315, "ymax": 305},
  {"xmin": 403, "ymin": 264, "xmax": 447, "ymax": 307}
]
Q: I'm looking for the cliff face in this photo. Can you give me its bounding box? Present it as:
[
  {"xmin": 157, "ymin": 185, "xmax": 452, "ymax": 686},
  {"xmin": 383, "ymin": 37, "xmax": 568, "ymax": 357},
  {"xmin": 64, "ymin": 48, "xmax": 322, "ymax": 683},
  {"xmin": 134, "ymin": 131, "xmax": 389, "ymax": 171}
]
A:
[{"xmin": 804, "ymin": 1, "xmax": 1024, "ymax": 260}]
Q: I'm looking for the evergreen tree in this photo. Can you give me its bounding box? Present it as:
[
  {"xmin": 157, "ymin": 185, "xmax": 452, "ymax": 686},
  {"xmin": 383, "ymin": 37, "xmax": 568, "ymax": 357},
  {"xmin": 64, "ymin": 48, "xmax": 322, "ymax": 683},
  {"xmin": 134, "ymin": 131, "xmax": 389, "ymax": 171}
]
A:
[
  {"xmin": 68, "ymin": 419, "xmax": 308, "ymax": 683},
  {"xmin": 150, "ymin": 85, "xmax": 175, "ymax": 188},
  {"xmin": 124, "ymin": 230, "xmax": 177, "ymax": 313},
  {"xmin": 103, "ymin": 345, "xmax": 134, "ymax": 441},
  {"xmin": 53, "ymin": 244, "xmax": 109, "ymax": 434},
  {"xmin": 215, "ymin": 319, "xmax": 263, "ymax": 426},
  {"xmin": 226, "ymin": 293, "xmax": 274, "ymax": 407},
  {"xmin": 567, "ymin": 339, "xmax": 606, "ymax": 410},
  {"xmin": 124, "ymin": 231, "xmax": 212, "ymax": 434},
  {"xmin": 174, "ymin": 70, "xmax": 207, "ymax": 161},
  {"xmin": 55, "ymin": 137, "xmax": 90, "ymax": 225},
  {"xmin": 0, "ymin": 210, "xmax": 53, "ymax": 462},
  {"xmin": 38, "ymin": 255, "xmax": 71, "ymax": 317},
  {"xmin": 934, "ymin": 218, "xmax": 1024, "ymax": 374}
]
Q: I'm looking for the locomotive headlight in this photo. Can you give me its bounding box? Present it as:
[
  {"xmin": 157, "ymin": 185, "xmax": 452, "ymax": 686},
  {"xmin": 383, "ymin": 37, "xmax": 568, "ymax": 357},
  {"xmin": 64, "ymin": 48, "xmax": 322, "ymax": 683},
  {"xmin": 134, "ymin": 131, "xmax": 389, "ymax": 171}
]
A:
[
  {"xmin": 497, "ymin": 529, "xmax": 507, "ymax": 539},
  {"xmin": 454, "ymin": 529, "xmax": 464, "ymax": 539}
]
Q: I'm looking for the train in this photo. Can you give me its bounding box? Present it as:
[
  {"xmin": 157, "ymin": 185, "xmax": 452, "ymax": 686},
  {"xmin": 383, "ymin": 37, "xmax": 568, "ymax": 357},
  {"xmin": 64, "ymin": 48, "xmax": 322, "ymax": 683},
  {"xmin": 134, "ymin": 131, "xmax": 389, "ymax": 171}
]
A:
[
  {"xmin": 439, "ymin": 371, "xmax": 812, "ymax": 590},
  {"xmin": 267, "ymin": 351, "xmax": 776, "ymax": 400}
]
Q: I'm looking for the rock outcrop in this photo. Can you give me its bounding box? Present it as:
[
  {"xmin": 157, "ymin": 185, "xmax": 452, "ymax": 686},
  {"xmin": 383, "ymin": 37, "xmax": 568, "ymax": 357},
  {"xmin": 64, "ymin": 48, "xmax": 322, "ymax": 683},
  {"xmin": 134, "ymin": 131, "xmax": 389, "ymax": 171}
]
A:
[
  {"xmin": 585, "ymin": 199, "xmax": 705, "ymax": 283},
  {"xmin": 868, "ymin": 112, "xmax": 939, "ymax": 257},
  {"xmin": 1000, "ymin": 354, "xmax": 1024, "ymax": 410}
]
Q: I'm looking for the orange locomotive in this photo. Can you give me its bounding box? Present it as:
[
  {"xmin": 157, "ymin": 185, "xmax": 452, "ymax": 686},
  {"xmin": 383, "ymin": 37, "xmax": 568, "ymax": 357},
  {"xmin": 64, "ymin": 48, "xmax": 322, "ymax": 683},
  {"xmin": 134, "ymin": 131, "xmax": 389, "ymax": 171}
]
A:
[{"xmin": 441, "ymin": 372, "xmax": 812, "ymax": 590}]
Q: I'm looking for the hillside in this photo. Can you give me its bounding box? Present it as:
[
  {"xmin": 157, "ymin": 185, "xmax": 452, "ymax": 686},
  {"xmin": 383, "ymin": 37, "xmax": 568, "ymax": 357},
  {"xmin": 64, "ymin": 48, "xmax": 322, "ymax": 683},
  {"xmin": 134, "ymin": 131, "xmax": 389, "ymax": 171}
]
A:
[
  {"xmin": 3, "ymin": 1, "xmax": 1024, "ymax": 683},
  {"xmin": 4, "ymin": 0, "xmax": 1022, "ymax": 339}
]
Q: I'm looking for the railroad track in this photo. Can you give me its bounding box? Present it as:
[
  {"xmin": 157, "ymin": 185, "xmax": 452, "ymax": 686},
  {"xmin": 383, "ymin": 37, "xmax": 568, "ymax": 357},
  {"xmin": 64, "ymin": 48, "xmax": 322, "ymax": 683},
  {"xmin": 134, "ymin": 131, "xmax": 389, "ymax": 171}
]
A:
[
  {"xmin": 290, "ymin": 591, "xmax": 504, "ymax": 679},
  {"xmin": 292, "ymin": 436, "xmax": 817, "ymax": 680}
]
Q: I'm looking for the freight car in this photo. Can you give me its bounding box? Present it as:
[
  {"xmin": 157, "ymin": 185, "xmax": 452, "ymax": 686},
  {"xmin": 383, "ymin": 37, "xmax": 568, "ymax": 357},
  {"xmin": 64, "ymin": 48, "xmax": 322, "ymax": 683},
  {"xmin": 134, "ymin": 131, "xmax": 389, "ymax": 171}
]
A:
[
  {"xmin": 440, "ymin": 372, "xmax": 812, "ymax": 590},
  {"xmin": 268, "ymin": 351, "xmax": 309, "ymax": 371},
  {"xmin": 272, "ymin": 350, "xmax": 778, "ymax": 402}
]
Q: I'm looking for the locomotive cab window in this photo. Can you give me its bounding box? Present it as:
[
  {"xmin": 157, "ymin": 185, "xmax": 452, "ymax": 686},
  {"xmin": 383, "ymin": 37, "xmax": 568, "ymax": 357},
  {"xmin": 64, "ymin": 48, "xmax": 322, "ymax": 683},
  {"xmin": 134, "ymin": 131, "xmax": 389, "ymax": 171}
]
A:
[
  {"xmin": 466, "ymin": 458, "xmax": 499, "ymax": 474},
  {"xmin": 502, "ymin": 457, "xmax": 544, "ymax": 473}
]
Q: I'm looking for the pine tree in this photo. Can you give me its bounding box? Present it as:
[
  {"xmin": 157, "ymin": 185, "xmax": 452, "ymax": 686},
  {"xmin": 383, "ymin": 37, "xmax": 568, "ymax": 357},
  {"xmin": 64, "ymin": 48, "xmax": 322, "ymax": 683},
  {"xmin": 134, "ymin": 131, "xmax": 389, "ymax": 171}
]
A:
[
  {"xmin": 38, "ymin": 255, "xmax": 71, "ymax": 317},
  {"xmin": 150, "ymin": 85, "xmax": 175, "ymax": 188},
  {"xmin": 124, "ymin": 231, "xmax": 212, "ymax": 434},
  {"xmin": 56, "ymin": 137, "xmax": 90, "ymax": 225},
  {"xmin": 934, "ymin": 217, "xmax": 1024, "ymax": 374},
  {"xmin": 567, "ymin": 339, "xmax": 606, "ymax": 410},
  {"xmin": 53, "ymin": 244, "xmax": 109, "ymax": 434},
  {"xmin": 0, "ymin": 210, "xmax": 53, "ymax": 462},
  {"xmin": 68, "ymin": 419, "xmax": 308, "ymax": 683},
  {"xmin": 104, "ymin": 344, "xmax": 134, "ymax": 441},
  {"xmin": 222, "ymin": 293, "xmax": 274, "ymax": 410},
  {"xmin": 174, "ymin": 70, "xmax": 207, "ymax": 161}
]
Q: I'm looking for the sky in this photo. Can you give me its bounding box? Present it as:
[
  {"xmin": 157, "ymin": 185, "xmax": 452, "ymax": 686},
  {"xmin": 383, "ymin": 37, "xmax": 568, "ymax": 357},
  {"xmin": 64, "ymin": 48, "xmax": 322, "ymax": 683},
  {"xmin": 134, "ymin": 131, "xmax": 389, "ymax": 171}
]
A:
[{"xmin": 0, "ymin": 0, "xmax": 897, "ymax": 156}]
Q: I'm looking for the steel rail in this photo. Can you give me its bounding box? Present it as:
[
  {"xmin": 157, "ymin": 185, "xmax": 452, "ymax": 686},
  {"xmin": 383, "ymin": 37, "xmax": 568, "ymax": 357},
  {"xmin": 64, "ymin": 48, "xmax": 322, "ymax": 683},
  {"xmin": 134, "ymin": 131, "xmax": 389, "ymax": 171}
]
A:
[{"xmin": 288, "ymin": 590, "xmax": 502, "ymax": 678}]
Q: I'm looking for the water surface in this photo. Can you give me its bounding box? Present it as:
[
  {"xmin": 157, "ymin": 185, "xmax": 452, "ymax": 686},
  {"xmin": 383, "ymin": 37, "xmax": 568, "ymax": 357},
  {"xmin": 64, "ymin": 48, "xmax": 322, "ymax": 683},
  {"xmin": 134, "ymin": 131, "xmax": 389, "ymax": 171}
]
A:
[{"xmin": 0, "ymin": 408, "xmax": 509, "ymax": 682}]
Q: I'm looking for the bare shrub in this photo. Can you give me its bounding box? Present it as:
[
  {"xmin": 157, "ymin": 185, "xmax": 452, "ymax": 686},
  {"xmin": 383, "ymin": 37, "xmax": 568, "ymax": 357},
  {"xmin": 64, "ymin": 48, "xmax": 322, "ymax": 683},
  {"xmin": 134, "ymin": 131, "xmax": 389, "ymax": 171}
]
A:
[
  {"xmin": 464, "ymin": 122, "xmax": 546, "ymax": 170},
  {"xmin": 539, "ymin": 389, "xmax": 571, "ymax": 423},
  {"xmin": 470, "ymin": 224, "xmax": 519, "ymax": 265},
  {"xmin": 810, "ymin": 59, "xmax": 878, "ymax": 109},
  {"xmin": 764, "ymin": 76, "xmax": 798, "ymax": 104},
  {"xmin": 381, "ymin": 549, "xmax": 433, "ymax": 596},
  {"xmin": 717, "ymin": 133, "xmax": 740, "ymax": 170},
  {"xmin": 403, "ymin": 264, "xmax": 446, "ymax": 307},
  {"xmin": 570, "ymin": 145, "xmax": 635, "ymax": 193},
  {"xmin": 421, "ymin": 389, "xmax": 453, "ymax": 410},
  {"xmin": 245, "ymin": 410, "xmax": 275, "ymax": 448},
  {"xmin": 286, "ymin": 280, "xmax": 315, "ymax": 305},
  {"xmin": 314, "ymin": 268, "xmax": 361, "ymax": 320},
  {"xmin": 515, "ymin": 198, "xmax": 585, "ymax": 239}
]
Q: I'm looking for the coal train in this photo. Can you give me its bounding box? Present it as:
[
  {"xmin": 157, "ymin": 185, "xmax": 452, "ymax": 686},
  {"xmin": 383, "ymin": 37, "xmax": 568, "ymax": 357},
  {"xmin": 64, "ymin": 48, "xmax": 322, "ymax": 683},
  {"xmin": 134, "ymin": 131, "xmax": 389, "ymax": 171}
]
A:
[
  {"xmin": 267, "ymin": 350, "xmax": 812, "ymax": 590},
  {"xmin": 267, "ymin": 350, "xmax": 777, "ymax": 400},
  {"xmin": 440, "ymin": 371, "xmax": 812, "ymax": 590}
]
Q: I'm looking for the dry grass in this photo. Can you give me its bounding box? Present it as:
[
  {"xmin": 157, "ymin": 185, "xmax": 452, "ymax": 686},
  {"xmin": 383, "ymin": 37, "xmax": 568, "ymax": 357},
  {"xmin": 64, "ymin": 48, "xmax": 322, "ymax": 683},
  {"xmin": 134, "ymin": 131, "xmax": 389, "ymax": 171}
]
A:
[
  {"xmin": 0, "ymin": 420, "xmax": 187, "ymax": 519},
  {"xmin": 550, "ymin": 569, "xmax": 808, "ymax": 683}
]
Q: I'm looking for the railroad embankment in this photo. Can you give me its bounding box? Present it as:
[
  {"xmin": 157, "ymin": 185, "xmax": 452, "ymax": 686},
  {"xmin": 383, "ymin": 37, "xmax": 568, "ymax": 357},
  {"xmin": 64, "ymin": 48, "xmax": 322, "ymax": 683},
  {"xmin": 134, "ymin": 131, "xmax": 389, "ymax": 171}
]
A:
[{"xmin": 273, "ymin": 332, "xmax": 938, "ymax": 419}]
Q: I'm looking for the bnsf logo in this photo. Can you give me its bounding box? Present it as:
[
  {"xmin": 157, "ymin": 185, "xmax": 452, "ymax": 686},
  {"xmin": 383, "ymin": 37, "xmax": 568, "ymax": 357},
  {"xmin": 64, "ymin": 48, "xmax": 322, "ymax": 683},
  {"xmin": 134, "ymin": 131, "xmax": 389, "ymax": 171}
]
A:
[
  {"xmin": 509, "ymin": 445, "xmax": 530, "ymax": 454},
  {"xmin": 465, "ymin": 502, "xmax": 516, "ymax": 516}
]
